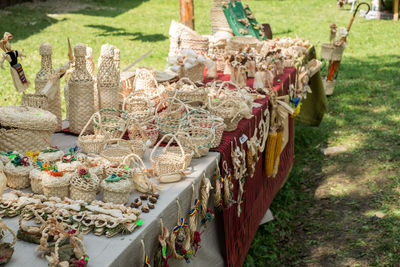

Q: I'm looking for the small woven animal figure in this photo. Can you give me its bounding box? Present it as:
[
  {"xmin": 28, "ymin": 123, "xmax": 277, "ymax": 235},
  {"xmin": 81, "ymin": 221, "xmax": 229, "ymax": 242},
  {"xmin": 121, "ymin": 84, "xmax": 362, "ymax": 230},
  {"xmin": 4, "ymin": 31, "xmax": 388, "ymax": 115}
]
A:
[{"xmin": 0, "ymin": 32, "xmax": 30, "ymax": 92}]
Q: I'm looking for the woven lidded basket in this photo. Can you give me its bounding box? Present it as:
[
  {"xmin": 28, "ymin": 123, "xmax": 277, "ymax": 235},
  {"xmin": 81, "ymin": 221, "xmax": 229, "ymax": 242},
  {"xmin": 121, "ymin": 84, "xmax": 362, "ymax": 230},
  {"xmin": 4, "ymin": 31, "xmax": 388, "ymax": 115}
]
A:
[
  {"xmin": 4, "ymin": 158, "xmax": 33, "ymax": 189},
  {"xmin": 37, "ymin": 148, "xmax": 64, "ymax": 164},
  {"xmin": 101, "ymin": 173, "xmax": 132, "ymax": 204},
  {"xmin": 29, "ymin": 168, "xmax": 45, "ymax": 194},
  {"xmin": 0, "ymin": 106, "xmax": 57, "ymax": 153},
  {"xmin": 70, "ymin": 169, "xmax": 100, "ymax": 203},
  {"xmin": 41, "ymin": 171, "xmax": 71, "ymax": 199}
]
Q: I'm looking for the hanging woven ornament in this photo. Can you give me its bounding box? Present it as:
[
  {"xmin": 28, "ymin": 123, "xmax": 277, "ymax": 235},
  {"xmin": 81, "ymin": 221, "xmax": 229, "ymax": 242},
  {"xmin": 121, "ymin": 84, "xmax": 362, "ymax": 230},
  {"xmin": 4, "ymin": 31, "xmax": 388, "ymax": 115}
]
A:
[
  {"xmin": 141, "ymin": 239, "xmax": 151, "ymax": 267},
  {"xmin": 168, "ymin": 199, "xmax": 192, "ymax": 262},
  {"xmin": 200, "ymin": 174, "xmax": 212, "ymax": 220},
  {"xmin": 154, "ymin": 218, "xmax": 170, "ymax": 267},
  {"xmin": 213, "ymin": 159, "xmax": 222, "ymax": 209},
  {"xmin": 222, "ymin": 161, "xmax": 233, "ymax": 206}
]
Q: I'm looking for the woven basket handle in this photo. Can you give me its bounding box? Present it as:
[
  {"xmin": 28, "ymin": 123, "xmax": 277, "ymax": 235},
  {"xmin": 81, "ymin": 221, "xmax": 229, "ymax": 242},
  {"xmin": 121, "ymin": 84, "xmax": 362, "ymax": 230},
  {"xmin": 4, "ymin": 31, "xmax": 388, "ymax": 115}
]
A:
[
  {"xmin": 0, "ymin": 220, "xmax": 17, "ymax": 247},
  {"xmin": 79, "ymin": 112, "xmax": 104, "ymax": 138},
  {"xmin": 122, "ymin": 153, "xmax": 146, "ymax": 171},
  {"xmin": 154, "ymin": 96, "xmax": 190, "ymax": 122},
  {"xmin": 150, "ymin": 134, "xmax": 185, "ymax": 162},
  {"xmin": 176, "ymin": 77, "xmax": 198, "ymax": 88},
  {"xmin": 19, "ymin": 205, "xmax": 47, "ymax": 233},
  {"xmin": 217, "ymin": 81, "xmax": 240, "ymax": 94}
]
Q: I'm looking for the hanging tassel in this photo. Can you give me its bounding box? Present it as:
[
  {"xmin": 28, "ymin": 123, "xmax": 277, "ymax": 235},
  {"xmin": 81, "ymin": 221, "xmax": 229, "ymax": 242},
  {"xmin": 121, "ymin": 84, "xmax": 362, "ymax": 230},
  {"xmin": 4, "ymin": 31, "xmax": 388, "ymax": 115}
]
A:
[
  {"xmin": 265, "ymin": 132, "xmax": 277, "ymax": 176},
  {"xmin": 271, "ymin": 130, "xmax": 284, "ymax": 178}
]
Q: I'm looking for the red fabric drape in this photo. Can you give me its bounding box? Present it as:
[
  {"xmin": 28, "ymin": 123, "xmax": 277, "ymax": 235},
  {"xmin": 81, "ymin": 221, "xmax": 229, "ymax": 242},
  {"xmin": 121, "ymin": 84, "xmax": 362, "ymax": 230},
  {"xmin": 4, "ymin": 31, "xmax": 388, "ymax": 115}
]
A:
[{"xmin": 206, "ymin": 68, "xmax": 296, "ymax": 266}]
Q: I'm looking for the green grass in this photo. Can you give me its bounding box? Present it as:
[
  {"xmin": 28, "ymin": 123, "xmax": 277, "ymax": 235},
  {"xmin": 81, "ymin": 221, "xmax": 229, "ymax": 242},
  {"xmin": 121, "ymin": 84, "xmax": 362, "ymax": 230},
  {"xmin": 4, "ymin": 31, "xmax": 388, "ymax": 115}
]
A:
[{"xmin": 1, "ymin": 0, "xmax": 400, "ymax": 266}]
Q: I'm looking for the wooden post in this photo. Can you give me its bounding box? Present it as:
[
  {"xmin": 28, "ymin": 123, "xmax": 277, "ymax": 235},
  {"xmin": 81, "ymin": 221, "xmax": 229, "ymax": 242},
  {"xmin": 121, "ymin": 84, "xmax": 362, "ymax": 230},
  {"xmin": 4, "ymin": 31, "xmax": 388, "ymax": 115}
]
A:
[
  {"xmin": 180, "ymin": 0, "xmax": 195, "ymax": 30},
  {"xmin": 394, "ymin": 0, "xmax": 399, "ymax": 21}
]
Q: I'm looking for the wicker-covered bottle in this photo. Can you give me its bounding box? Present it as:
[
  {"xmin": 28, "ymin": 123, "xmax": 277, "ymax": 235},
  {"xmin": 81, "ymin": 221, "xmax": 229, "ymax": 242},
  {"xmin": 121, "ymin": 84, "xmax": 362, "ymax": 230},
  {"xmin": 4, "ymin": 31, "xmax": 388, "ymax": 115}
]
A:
[
  {"xmin": 67, "ymin": 43, "xmax": 95, "ymax": 134},
  {"xmin": 97, "ymin": 44, "xmax": 120, "ymax": 110},
  {"xmin": 35, "ymin": 42, "xmax": 62, "ymax": 131}
]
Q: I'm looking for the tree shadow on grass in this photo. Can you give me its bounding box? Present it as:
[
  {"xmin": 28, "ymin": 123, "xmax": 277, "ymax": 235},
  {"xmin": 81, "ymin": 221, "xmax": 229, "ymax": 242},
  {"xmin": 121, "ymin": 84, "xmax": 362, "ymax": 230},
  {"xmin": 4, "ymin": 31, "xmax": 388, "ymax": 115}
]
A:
[
  {"xmin": 245, "ymin": 54, "xmax": 400, "ymax": 266},
  {"xmin": 0, "ymin": 0, "xmax": 148, "ymax": 42},
  {"xmin": 85, "ymin": 24, "xmax": 168, "ymax": 42}
]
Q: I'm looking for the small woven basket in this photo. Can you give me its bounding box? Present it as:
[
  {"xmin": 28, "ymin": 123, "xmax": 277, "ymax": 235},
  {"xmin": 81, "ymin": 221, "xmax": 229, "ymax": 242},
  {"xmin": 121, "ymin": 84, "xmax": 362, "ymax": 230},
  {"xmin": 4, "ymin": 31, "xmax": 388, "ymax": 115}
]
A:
[
  {"xmin": 78, "ymin": 112, "xmax": 107, "ymax": 155},
  {"xmin": 155, "ymin": 97, "xmax": 190, "ymax": 139},
  {"xmin": 128, "ymin": 121, "xmax": 159, "ymax": 148},
  {"xmin": 29, "ymin": 168, "xmax": 45, "ymax": 194},
  {"xmin": 93, "ymin": 108, "xmax": 129, "ymax": 139},
  {"xmin": 56, "ymin": 160, "xmax": 81, "ymax": 173},
  {"xmin": 101, "ymin": 174, "xmax": 132, "ymax": 204},
  {"xmin": 37, "ymin": 149, "xmax": 64, "ymax": 164},
  {"xmin": 122, "ymin": 91, "xmax": 155, "ymax": 123},
  {"xmin": 151, "ymin": 134, "xmax": 192, "ymax": 182},
  {"xmin": 4, "ymin": 161, "xmax": 33, "ymax": 189},
  {"xmin": 179, "ymin": 63, "xmax": 205, "ymax": 83},
  {"xmin": 70, "ymin": 170, "xmax": 99, "ymax": 203},
  {"xmin": 41, "ymin": 172, "xmax": 71, "ymax": 199},
  {"xmin": 100, "ymin": 139, "xmax": 136, "ymax": 164},
  {"xmin": 134, "ymin": 68, "xmax": 165, "ymax": 109},
  {"xmin": 166, "ymin": 77, "xmax": 208, "ymax": 106}
]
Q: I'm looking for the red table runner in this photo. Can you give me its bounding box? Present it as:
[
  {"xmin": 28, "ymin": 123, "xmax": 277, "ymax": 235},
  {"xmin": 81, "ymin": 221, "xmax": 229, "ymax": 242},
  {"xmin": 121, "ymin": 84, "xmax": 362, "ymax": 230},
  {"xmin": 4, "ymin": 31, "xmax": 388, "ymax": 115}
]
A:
[{"xmin": 207, "ymin": 67, "xmax": 296, "ymax": 266}]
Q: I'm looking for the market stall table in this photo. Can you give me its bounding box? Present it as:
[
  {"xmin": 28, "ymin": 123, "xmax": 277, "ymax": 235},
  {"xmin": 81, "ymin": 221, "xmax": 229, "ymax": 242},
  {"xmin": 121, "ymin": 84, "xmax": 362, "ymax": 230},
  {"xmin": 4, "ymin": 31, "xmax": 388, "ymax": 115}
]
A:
[{"xmin": 3, "ymin": 136, "xmax": 225, "ymax": 267}]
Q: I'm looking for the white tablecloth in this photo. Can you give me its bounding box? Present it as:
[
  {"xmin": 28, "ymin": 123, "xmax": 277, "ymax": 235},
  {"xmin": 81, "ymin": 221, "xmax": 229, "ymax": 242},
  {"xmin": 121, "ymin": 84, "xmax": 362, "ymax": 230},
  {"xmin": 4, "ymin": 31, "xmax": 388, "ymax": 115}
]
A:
[{"xmin": 2, "ymin": 133, "xmax": 225, "ymax": 267}]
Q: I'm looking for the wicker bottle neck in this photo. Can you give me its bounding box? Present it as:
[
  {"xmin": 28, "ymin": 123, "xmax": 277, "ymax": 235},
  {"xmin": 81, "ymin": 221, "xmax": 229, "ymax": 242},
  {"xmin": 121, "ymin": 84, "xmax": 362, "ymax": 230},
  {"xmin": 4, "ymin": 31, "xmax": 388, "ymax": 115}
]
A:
[
  {"xmin": 98, "ymin": 57, "xmax": 119, "ymax": 86},
  {"xmin": 36, "ymin": 55, "xmax": 54, "ymax": 81},
  {"xmin": 70, "ymin": 55, "xmax": 93, "ymax": 82}
]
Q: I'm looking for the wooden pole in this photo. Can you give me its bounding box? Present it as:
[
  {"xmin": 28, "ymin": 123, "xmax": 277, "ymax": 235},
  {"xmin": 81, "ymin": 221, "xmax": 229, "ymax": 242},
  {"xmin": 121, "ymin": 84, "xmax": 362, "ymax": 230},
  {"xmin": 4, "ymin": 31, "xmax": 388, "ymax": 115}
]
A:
[
  {"xmin": 180, "ymin": 0, "xmax": 195, "ymax": 30},
  {"xmin": 394, "ymin": 0, "xmax": 399, "ymax": 21}
]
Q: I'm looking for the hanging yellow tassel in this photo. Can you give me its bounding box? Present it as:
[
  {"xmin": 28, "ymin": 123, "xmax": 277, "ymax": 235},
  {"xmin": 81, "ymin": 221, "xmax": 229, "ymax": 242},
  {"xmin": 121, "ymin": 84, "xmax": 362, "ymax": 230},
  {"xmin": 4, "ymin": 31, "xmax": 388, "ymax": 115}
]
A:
[
  {"xmin": 292, "ymin": 103, "xmax": 302, "ymax": 118},
  {"xmin": 272, "ymin": 130, "xmax": 284, "ymax": 177},
  {"xmin": 265, "ymin": 132, "xmax": 277, "ymax": 176}
]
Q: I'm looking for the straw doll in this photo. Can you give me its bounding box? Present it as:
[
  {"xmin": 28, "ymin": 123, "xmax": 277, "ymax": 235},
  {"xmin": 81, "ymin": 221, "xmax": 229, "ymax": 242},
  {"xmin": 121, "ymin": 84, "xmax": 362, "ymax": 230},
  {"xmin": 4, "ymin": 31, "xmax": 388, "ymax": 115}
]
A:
[{"xmin": 0, "ymin": 32, "xmax": 30, "ymax": 92}]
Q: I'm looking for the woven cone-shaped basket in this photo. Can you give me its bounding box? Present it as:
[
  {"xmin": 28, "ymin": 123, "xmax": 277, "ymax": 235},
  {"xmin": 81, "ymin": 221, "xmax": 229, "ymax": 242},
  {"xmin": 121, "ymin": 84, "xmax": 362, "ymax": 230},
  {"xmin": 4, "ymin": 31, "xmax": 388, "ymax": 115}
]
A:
[
  {"xmin": 70, "ymin": 170, "xmax": 99, "ymax": 203},
  {"xmin": 101, "ymin": 174, "xmax": 132, "ymax": 204},
  {"xmin": 29, "ymin": 168, "xmax": 45, "ymax": 194},
  {"xmin": 79, "ymin": 112, "xmax": 107, "ymax": 154},
  {"xmin": 5, "ymin": 161, "xmax": 33, "ymax": 189},
  {"xmin": 42, "ymin": 172, "xmax": 71, "ymax": 199}
]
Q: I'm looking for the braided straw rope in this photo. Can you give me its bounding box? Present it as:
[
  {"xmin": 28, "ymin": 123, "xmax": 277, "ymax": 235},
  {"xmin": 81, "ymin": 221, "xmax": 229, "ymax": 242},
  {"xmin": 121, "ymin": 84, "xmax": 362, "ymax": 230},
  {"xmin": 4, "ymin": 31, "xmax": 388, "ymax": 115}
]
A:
[
  {"xmin": 78, "ymin": 112, "xmax": 107, "ymax": 155},
  {"xmin": 5, "ymin": 161, "xmax": 33, "ymax": 189},
  {"xmin": 200, "ymin": 174, "xmax": 212, "ymax": 219},
  {"xmin": 188, "ymin": 184, "xmax": 199, "ymax": 241},
  {"xmin": 70, "ymin": 171, "xmax": 100, "ymax": 202},
  {"xmin": 213, "ymin": 159, "xmax": 222, "ymax": 208}
]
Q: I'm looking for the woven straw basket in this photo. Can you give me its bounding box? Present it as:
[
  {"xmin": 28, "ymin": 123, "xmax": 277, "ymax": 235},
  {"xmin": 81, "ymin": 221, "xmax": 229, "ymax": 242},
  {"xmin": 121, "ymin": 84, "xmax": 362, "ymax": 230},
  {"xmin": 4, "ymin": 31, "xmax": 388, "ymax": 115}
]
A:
[
  {"xmin": 94, "ymin": 108, "xmax": 129, "ymax": 139},
  {"xmin": 29, "ymin": 168, "xmax": 44, "ymax": 194},
  {"xmin": 4, "ymin": 161, "xmax": 33, "ymax": 189},
  {"xmin": 211, "ymin": 117, "xmax": 226, "ymax": 148},
  {"xmin": 177, "ymin": 108, "xmax": 215, "ymax": 157},
  {"xmin": 56, "ymin": 160, "xmax": 81, "ymax": 173},
  {"xmin": 101, "ymin": 139, "xmax": 139, "ymax": 164},
  {"xmin": 169, "ymin": 20, "xmax": 209, "ymax": 55},
  {"xmin": 166, "ymin": 78, "xmax": 208, "ymax": 105},
  {"xmin": 122, "ymin": 91, "xmax": 155, "ymax": 122},
  {"xmin": 101, "ymin": 175, "xmax": 132, "ymax": 204},
  {"xmin": 21, "ymin": 93, "xmax": 48, "ymax": 110},
  {"xmin": 70, "ymin": 170, "xmax": 99, "ymax": 202},
  {"xmin": 151, "ymin": 134, "xmax": 193, "ymax": 183},
  {"xmin": 0, "ymin": 106, "xmax": 57, "ymax": 153},
  {"xmin": 79, "ymin": 112, "xmax": 107, "ymax": 155},
  {"xmin": 128, "ymin": 122, "xmax": 159, "ymax": 148},
  {"xmin": 155, "ymin": 97, "xmax": 190, "ymax": 139},
  {"xmin": 42, "ymin": 172, "xmax": 71, "ymax": 199},
  {"xmin": 37, "ymin": 149, "xmax": 64, "ymax": 164}
]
